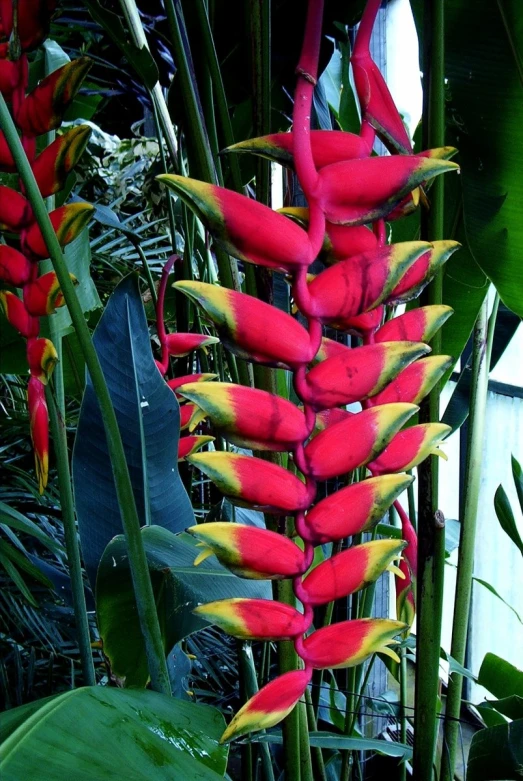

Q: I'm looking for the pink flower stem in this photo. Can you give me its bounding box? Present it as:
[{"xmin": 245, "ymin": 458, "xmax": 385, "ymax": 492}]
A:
[{"xmin": 155, "ymin": 254, "xmax": 179, "ymax": 374}]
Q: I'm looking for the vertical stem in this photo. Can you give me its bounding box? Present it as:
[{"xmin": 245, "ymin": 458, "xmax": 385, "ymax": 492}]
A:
[
  {"xmin": 399, "ymin": 646, "xmax": 408, "ymax": 781},
  {"xmin": 413, "ymin": 1, "xmax": 446, "ymax": 777},
  {"xmin": 46, "ymin": 391, "xmax": 96, "ymax": 685},
  {"xmin": 441, "ymin": 295, "xmax": 495, "ymax": 780},
  {"xmin": 0, "ymin": 93, "xmax": 171, "ymax": 697}
]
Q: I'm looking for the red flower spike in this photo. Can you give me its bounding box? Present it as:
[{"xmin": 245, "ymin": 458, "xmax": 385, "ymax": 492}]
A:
[
  {"xmin": 0, "ymin": 245, "xmax": 32, "ymax": 286},
  {"xmin": 194, "ymin": 598, "xmax": 308, "ymax": 641},
  {"xmin": 375, "ymin": 305, "xmax": 453, "ymax": 345},
  {"xmin": 27, "ymin": 338, "xmax": 58, "ymax": 384},
  {"xmin": 27, "ymin": 376, "xmax": 49, "ymax": 494},
  {"xmin": 22, "ymin": 202, "xmax": 94, "ymax": 259},
  {"xmin": 0, "ymin": 291, "xmax": 39, "ymax": 338},
  {"xmin": 0, "ymin": 0, "xmax": 57, "ymax": 52},
  {"xmin": 167, "ymin": 373, "xmax": 216, "ymax": 392},
  {"xmin": 31, "ymin": 125, "xmax": 92, "ymax": 198},
  {"xmin": 186, "ymin": 522, "xmax": 306, "ymax": 580},
  {"xmin": 177, "ymin": 435, "xmax": 214, "ymax": 461},
  {"xmin": 385, "ymin": 241, "xmax": 461, "ymax": 305},
  {"xmin": 23, "ymin": 271, "xmax": 77, "ymax": 316},
  {"xmin": 220, "ymin": 668, "xmax": 312, "ymax": 743},
  {"xmin": 301, "ymin": 618, "xmax": 406, "ymax": 669},
  {"xmin": 317, "ymin": 155, "xmax": 459, "ymax": 226},
  {"xmin": 224, "ymin": 129, "xmax": 370, "ymax": 169},
  {"xmin": 177, "ymin": 381, "xmax": 309, "ymax": 451},
  {"xmin": 278, "ymin": 207, "xmax": 378, "ymax": 264},
  {"xmin": 0, "ymin": 186, "xmax": 33, "ymax": 232},
  {"xmin": 304, "ymin": 474, "xmax": 413, "ymax": 545},
  {"xmin": 366, "ymin": 355, "xmax": 453, "ymax": 407},
  {"xmin": 173, "ymin": 281, "xmax": 314, "ymax": 369},
  {"xmin": 179, "ymin": 402, "xmax": 199, "ymax": 431},
  {"xmin": 368, "ymin": 422, "xmax": 452, "ymax": 474},
  {"xmin": 15, "ymin": 57, "xmax": 92, "ymax": 137},
  {"xmin": 302, "ymin": 341, "xmax": 431, "ymax": 410},
  {"xmin": 158, "ymin": 175, "xmax": 313, "ymax": 273},
  {"xmin": 301, "ymin": 539, "xmax": 407, "ymax": 606},
  {"xmin": 304, "ymin": 242, "xmax": 431, "ymax": 323},
  {"xmin": 304, "ymin": 403, "xmax": 418, "ymax": 481},
  {"xmin": 187, "ymin": 451, "xmax": 312, "ymax": 514},
  {"xmin": 164, "ymin": 332, "xmax": 219, "ymax": 358}
]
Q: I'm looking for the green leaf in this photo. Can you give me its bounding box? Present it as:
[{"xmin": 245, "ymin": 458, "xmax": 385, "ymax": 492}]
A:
[
  {"xmin": 96, "ymin": 526, "xmax": 271, "ymax": 688},
  {"xmin": 255, "ymin": 731, "xmax": 412, "ymax": 760},
  {"xmin": 495, "ymin": 485, "xmax": 523, "ymax": 556},
  {"xmin": 0, "ymin": 501, "xmax": 63, "ymax": 555},
  {"xmin": 478, "ymin": 653, "xmax": 523, "ymax": 700},
  {"xmin": 0, "ymin": 687, "xmax": 227, "ymax": 780},
  {"xmin": 485, "ymin": 696, "xmax": 523, "ymax": 721},
  {"xmin": 473, "ymin": 577, "xmax": 523, "ymax": 625},
  {"xmin": 446, "ymin": 0, "xmax": 523, "ymax": 317},
  {"xmin": 475, "ymin": 702, "xmax": 509, "ymax": 729},
  {"xmin": 73, "ymin": 274, "xmax": 195, "ymax": 585},
  {"xmin": 512, "ymin": 455, "xmax": 523, "ymax": 515},
  {"xmin": 467, "ymin": 719, "xmax": 523, "ymax": 780}
]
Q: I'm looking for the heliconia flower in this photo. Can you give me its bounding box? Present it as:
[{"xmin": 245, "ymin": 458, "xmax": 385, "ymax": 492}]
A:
[
  {"xmin": 351, "ymin": 0, "xmax": 413, "ymax": 155},
  {"xmin": 173, "ymin": 281, "xmax": 314, "ymax": 369},
  {"xmin": 220, "ymin": 668, "xmax": 312, "ymax": 743},
  {"xmin": 158, "ymin": 175, "xmax": 313, "ymax": 273},
  {"xmin": 187, "ymin": 451, "xmax": 312, "ymax": 513},
  {"xmin": 179, "ymin": 402, "xmax": 199, "ymax": 431},
  {"xmin": 300, "ymin": 539, "xmax": 406, "ymax": 606},
  {"xmin": 0, "ymin": 0, "xmax": 57, "ymax": 52},
  {"xmin": 375, "ymin": 304, "xmax": 453, "ymax": 345},
  {"xmin": 186, "ymin": 522, "xmax": 306, "ymax": 579},
  {"xmin": 0, "ymin": 245, "xmax": 32, "ymax": 286},
  {"xmin": 21, "ymin": 202, "xmax": 94, "ymax": 259},
  {"xmin": 385, "ymin": 241, "xmax": 461, "ymax": 305},
  {"xmin": 27, "ymin": 376, "xmax": 49, "ymax": 494},
  {"xmin": 223, "ymin": 130, "xmax": 370, "ymax": 169},
  {"xmin": 194, "ymin": 598, "xmax": 308, "ymax": 640},
  {"xmin": 278, "ymin": 207, "xmax": 378, "ymax": 264},
  {"xmin": 177, "ymin": 381, "xmax": 309, "ymax": 451},
  {"xmin": 366, "ymin": 355, "xmax": 453, "ymax": 407},
  {"xmin": 304, "ymin": 403, "xmax": 418, "ymax": 481},
  {"xmin": 0, "ymin": 131, "xmax": 16, "ymax": 171},
  {"xmin": 15, "ymin": 57, "xmax": 92, "ymax": 137},
  {"xmin": 177, "ymin": 435, "xmax": 214, "ymax": 461},
  {"xmin": 0, "ymin": 186, "xmax": 33, "ymax": 232},
  {"xmin": 317, "ymin": 155, "xmax": 459, "ymax": 226},
  {"xmin": 303, "ymin": 473, "xmax": 413, "ymax": 544},
  {"xmin": 302, "ymin": 341, "xmax": 430, "ymax": 410},
  {"xmin": 304, "ymin": 242, "xmax": 431, "ymax": 322},
  {"xmin": 23, "ymin": 270, "xmax": 77, "ymax": 316},
  {"xmin": 300, "ymin": 618, "xmax": 406, "ymax": 669},
  {"xmin": 31, "ymin": 125, "xmax": 91, "ymax": 198},
  {"xmin": 27, "ymin": 337, "xmax": 58, "ymax": 384},
  {"xmin": 368, "ymin": 422, "xmax": 452, "ymax": 474},
  {"xmin": 164, "ymin": 332, "xmax": 219, "ymax": 357},
  {"xmin": 0, "ymin": 290, "xmax": 39, "ymax": 338},
  {"xmin": 167, "ymin": 373, "xmax": 217, "ymax": 396}
]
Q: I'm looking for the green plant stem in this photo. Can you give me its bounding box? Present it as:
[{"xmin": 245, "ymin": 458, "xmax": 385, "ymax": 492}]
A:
[
  {"xmin": 0, "ymin": 93, "xmax": 171, "ymax": 697},
  {"xmin": 305, "ymin": 687, "xmax": 327, "ymax": 781},
  {"xmin": 399, "ymin": 646, "xmax": 408, "ymax": 781},
  {"xmin": 298, "ymin": 695, "xmax": 314, "ymax": 781},
  {"xmin": 441, "ymin": 295, "xmax": 496, "ymax": 780},
  {"xmin": 46, "ymin": 390, "xmax": 96, "ymax": 685},
  {"xmin": 277, "ymin": 579, "xmax": 301, "ymax": 781},
  {"xmin": 413, "ymin": 0, "xmax": 446, "ymax": 776},
  {"xmin": 118, "ymin": 0, "xmax": 178, "ymax": 165}
]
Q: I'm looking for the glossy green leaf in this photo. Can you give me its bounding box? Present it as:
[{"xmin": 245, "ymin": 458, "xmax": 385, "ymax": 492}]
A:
[
  {"xmin": 513, "ymin": 455, "xmax": 523, "ymax": 515},
  {"xmin": 484, "ymin": 696, "xmax": 523, "ymax": 721},
  {"xmin": 475, "ymin": 702, "xmax": 509, "ymax": 729},
  {"xmin": 0, "ymin": 501, "xmax": 63, "ymax": 555},
  {"xmin": 96, "ymin": 526, "xmax": 270, "ymax": 688},
  {"xmin": 73, "ymin": 274, "xmax": 194, "ymax": 585},
  {"xmin": 473, "ymin": 577, "xmax": 523, "ymax": 625},
  {"xmin": 0, "ymin": 686, "xmax": 227, "ymax": 780},
  {"xmin": 255, "ymin": 731, "xmax": 412, "ymax": 760},
  {"xmin": 494, "ymin": 484, "xmax": 523, "ymax": 557},
  {"xmin": 478, "ymin": 653, "xmax": 523, "ymax": 700},
  {"xmin": 467, "ymin": 719, "xmax": 523, "ymax": 780}
]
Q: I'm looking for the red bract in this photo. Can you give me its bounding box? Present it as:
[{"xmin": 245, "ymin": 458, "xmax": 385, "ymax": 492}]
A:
[
  {"xmin": 301, "ymin": 619, "xmax": 406, "ymax": 669},
  {"xmin": 26, "ymin": 337, "xmax": 58, "ymax": 384},
  {"xmin": 368, "ymin": 422, "xmax": 452, "ymax": 474},
  {"xmin": 31, "ymin": 125, "xmax": 91, "ymax": 198},
  {"xmin": 22, "ymin": 202, "xmax": 93, "ymax": 259},
  {"xmin": 0, "ymin": 291, "xmax": 39, "ymax": 338},
  {"xmin": 367, "ymin": 355, "xmax": 453, "ymax": 407},
  {"xmin": 0, "ymin": 0, "xmax": 57, "ymax": 52},
  {"xmin": 0, "ymin": 245, "xmax": 32, "ymax": 286},
  {"xmin": 195, "ymin": 598, "xmax": 308, "ymax": 641},
  {"xmin": 375, "ymin": 305, "xmax": 453, "ymax": 344},
  {"xmin": 0, "ymin": 186, "xmax": 33, "ymax": 231},
  {"xmin": 23, "ymin": 270, "xmax": 77, "ymax": 316},
  {"xmin": 27, "ymin": 376, "xmax": 49, "ymax": 494}
]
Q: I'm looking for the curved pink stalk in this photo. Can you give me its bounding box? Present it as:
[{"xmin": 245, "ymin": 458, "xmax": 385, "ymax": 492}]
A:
[{"xmin": 155, "ymin": 255, "xmax": 179, "ymax": 374}]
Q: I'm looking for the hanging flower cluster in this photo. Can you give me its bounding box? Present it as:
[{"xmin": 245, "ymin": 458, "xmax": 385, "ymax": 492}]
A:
[
  {"xmin": 0, "ymin": 1, "xmax": 93, "ymax": 492},
  {"xmin": 158, "ymin": 0, "xmax": 458, "ymax": 741}
]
